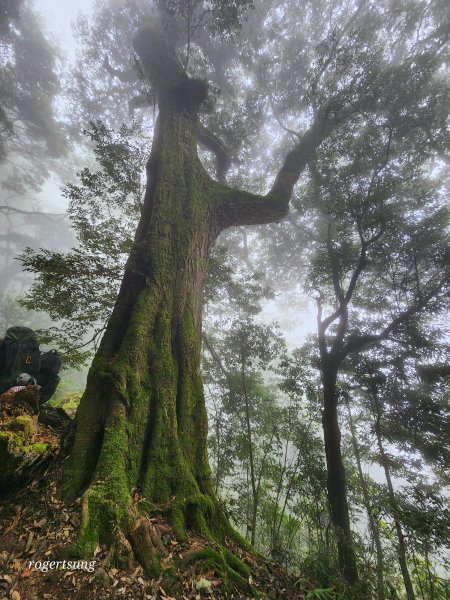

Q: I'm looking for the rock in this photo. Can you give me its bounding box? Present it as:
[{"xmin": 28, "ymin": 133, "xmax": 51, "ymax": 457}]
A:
[
  {"xmin": 0, "ymin": 430, "xmax": 53, "ymax": 496},
  {"xmin": 0, "ymin": 404, "xmax": 72, "ymax": 497},
  {"xmin": 0, "ymin": 386, "xmax": 40, "ymax": 419}
]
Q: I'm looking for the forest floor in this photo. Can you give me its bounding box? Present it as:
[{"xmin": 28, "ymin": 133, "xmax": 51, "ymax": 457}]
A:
[{"xmin": 0, "ymin": 403, "xmax": 303, "ymax": 600}]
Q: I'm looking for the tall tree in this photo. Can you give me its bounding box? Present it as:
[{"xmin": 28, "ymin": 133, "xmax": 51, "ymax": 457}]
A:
[
  {"xmin": 62, "ymin": 2, "xmax": 355, "ymax": 572},
  {"xmin": 288, "ymin": 48, "xmax": 449, "ymax": 582},
  {"xmin": 0, "ymin": 0, "xmax": 69, "ymax": 293},
  {"xmin": 17, "ymin": 0, "xmax": 450, "ymax": 586}
]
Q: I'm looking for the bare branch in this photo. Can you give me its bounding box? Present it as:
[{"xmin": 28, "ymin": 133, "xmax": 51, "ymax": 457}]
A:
[
  {"xmin": 0, "ymin": 205, "xmax": 66, "ymax": 221},
  {"xmin": 340, "ymin": 280, "xmax": 447, "ymax": 359}
]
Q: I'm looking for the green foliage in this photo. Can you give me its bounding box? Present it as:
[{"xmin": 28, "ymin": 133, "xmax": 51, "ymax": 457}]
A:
[
  {"xmin": 19, "ymin": 120, "xmax": 149, "ymax": 366},
  {"xmin": 159, "ymin": 0, "xmax": 254, "ymax": 39}
]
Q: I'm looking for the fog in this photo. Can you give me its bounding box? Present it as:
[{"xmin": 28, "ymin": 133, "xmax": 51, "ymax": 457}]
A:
[{"xmin": 1, "ymin": 0, "xmax": 449, "ymax": 594}]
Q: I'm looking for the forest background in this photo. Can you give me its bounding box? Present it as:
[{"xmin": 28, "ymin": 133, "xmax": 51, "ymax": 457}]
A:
[{"xmin": 0, "ymin": 0, "xmax": 449, "ymax": 598}]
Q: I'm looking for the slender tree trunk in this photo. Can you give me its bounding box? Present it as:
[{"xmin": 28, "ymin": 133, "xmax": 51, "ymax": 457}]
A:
[
  {"xmin": 346, "ymin": 401, "xmax": 385, "ymax": 599},
  {"xmin": 214, "ymin": 408, "xmax": 222, "ymax": 494},
  {"xmin": 241, "ymin": 361, "xmax": 258, "ymax": 546},
  {"xmin": 321, "ymin": 363, "xmax": 359, "ymax": 584},
  {"xmin": 372, "ymin": 397, "xmax": 416, "ymax": 600},
  {"xmin": 424, "ymin": 541, "xmax": 435, "ymax": 600}
]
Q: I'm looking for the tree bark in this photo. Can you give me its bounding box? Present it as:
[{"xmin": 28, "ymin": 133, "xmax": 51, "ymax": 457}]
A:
[{"xmin": 321, "ymin": 361, "xmax": 359, "ymax": 585}]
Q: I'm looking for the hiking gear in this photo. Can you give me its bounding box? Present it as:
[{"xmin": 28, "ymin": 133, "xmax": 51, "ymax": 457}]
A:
[
  {"xmin": 35, "ymin": 349, "xmax": 61, "ymax": 403},
  {"xmin": 15, "ymin": 373, "xmax": 37, "ymax": 386},
  {"xmin": 40, "ymin": 349, "xmax": 62, "ymax": 376},
  {"xmin": 0, "ymin": 327, "xmax": 41, "ymax": 393}
]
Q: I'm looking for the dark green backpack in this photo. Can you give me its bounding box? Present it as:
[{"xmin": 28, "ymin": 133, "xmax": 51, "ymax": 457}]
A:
[{"xmin": 0, "ymin": 326, "xmax": 41, "ymax": 393}]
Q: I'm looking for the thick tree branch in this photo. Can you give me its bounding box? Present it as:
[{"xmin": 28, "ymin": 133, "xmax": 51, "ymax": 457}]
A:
[
  {"xmin": 133, "ymin": 28, "xmax": 208, "ymax": 113},
  {"xmin": 102, "ymin": 55, "xmax": 138, "ymax": 84},
  {"xmin": 270, "ymin": 119, "xmax": 330, "ymax": 202},
  {"xmin": 133, "ymin": 28, "xmax": 186, "ymax": 94},
  {"xmin": 340, "ymin": 281, "xmax": 447, "ymax": 360},
  {"xmin": 217, "ymin": 120, "xmax": 330, "ymax": 228}
]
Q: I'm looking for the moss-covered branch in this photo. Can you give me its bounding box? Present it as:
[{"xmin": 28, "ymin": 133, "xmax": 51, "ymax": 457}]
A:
[{"xmin": 216, "ymin": 120, "xmax": 330, "ymax": 228}]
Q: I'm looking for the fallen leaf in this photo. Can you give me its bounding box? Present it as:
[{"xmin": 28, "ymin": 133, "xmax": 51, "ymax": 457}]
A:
[
  {"xmin": 131, "ymin": 566, "xmax": 141, "ymax": 579},
  {"xmin": 33, "ymin": 518, "xmax": 47, "ymax": 528},
  {"xmin": 20, "ymin": 569, "xmax": 32, "ymax": 579},
  {"xmin": 5, "ymin": 509, "xmax": 22, "ymax": 534}
]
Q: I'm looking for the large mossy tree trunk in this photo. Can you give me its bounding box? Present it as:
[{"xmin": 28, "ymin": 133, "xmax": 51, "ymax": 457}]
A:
[{"xmin": 63, "ymin": 28, "xmax": 331, "ymax": 572}]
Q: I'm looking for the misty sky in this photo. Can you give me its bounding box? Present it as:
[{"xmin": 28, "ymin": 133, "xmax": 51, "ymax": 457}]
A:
[{"xmin": 34, "ymin": 0, "xmax": 93, "ymax": 56}]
